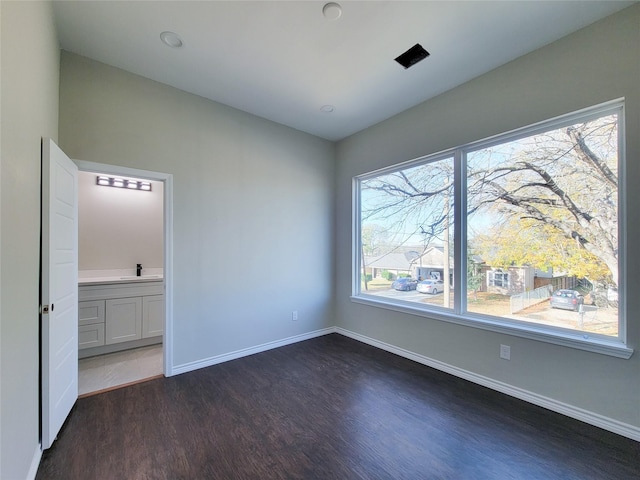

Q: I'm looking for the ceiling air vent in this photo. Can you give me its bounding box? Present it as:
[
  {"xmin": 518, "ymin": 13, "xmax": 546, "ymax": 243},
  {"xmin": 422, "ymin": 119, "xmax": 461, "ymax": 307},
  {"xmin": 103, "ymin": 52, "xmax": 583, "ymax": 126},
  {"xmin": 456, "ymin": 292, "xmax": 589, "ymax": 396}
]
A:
[{"xmin": 394, "ymin": 43, "xmax": 430, "ymax": 69}]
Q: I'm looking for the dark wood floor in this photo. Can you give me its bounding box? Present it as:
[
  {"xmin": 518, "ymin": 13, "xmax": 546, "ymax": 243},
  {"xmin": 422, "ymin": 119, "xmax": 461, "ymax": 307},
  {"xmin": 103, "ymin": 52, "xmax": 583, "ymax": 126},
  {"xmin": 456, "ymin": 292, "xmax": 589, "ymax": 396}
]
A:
[{"xmin": 37, "ymin": 334, "xmax": 639, "ymax": 479}]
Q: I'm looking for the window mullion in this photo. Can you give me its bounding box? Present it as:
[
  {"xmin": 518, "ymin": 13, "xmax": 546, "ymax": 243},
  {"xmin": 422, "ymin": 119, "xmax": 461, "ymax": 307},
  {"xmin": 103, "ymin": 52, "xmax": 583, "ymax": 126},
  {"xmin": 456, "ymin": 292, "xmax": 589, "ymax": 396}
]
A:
[
  {"xmin": 454, "ymin": 149, "xmax": 466, "ymax": 315},
  {"xmin": 352, "ymin": 177, "xmax": 362, "ymax": 296}
]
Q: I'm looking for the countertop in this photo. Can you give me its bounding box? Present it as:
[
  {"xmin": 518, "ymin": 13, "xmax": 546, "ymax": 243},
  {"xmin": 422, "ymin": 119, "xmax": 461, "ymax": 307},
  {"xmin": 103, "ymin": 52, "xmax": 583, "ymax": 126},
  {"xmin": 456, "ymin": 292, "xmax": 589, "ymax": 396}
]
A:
[{"xmin": 79, "ymin": 275, "xmax": 163, "ymax": 286}]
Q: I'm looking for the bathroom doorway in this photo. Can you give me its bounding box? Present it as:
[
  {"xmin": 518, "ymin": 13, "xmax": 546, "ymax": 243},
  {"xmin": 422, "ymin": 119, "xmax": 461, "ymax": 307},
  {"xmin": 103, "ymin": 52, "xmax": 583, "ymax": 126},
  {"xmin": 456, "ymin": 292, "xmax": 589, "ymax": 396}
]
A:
[{"xmin": 75, "ymin": 160, "xmax": 173, "ymax": 395}]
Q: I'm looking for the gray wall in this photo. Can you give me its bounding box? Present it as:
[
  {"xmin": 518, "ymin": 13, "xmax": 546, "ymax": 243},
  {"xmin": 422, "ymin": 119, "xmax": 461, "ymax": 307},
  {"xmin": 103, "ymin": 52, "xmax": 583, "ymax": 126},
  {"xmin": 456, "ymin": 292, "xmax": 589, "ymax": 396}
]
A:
[
  {"xmin": 0, "ymin": 1, "xmax": 60, "ymax": 478},
  {"xmin": 335, "ymin": 6, "xmax": 640, "ymax": 428},
  {"xmin": 59, "ymin": 52, "xmax": 336, "ymax": 367},
  {"xmin": 2, "ymin": 3, "xmax": 638, "ymax": 478},
  {"xmin": 78, "ymin": 171, "xmax": 164, "ymax": 272}
]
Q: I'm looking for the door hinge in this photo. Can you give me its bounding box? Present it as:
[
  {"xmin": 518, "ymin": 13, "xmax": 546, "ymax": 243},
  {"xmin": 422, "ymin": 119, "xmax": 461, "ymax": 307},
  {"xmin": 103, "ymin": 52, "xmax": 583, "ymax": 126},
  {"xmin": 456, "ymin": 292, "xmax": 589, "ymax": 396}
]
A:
[{"xmin": 41, "ymin": 304, "xmax": 54, "ymax": 314}]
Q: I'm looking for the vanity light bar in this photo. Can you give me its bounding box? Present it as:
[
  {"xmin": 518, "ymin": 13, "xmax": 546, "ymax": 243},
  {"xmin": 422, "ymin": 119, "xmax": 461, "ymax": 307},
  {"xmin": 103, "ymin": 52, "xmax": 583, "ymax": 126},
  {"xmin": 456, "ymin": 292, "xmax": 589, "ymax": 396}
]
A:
[{"xmin": 96, "ymin": 176, "xmax": 152, "ymax": 191}]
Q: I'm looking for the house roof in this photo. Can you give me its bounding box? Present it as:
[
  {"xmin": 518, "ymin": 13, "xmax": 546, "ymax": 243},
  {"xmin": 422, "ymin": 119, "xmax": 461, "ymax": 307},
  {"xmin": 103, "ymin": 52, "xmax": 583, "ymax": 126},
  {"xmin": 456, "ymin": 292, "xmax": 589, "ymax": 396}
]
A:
[
  {"xmin": 420, "ymin": 246, "xmax": 446, "ymax": 267},
  {"xmin": 365, "ymin": 252, "xmax": 417, "ymax": 271},
  {"xmin": 365, "ymin": 246, "xmax": 454, "ymax": 270}
]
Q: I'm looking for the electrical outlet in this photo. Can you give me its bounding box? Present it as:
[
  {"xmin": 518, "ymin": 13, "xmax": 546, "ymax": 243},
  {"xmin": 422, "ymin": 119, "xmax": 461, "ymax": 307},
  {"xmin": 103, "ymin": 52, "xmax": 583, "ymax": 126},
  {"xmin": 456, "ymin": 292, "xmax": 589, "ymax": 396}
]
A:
[
  {"xmin": 292, "ymin": 310, "xmax": 298, "ymax": 321},
  {"xmin": 500, "ymin": 344, "xmax": 511, "ymax": 360}
]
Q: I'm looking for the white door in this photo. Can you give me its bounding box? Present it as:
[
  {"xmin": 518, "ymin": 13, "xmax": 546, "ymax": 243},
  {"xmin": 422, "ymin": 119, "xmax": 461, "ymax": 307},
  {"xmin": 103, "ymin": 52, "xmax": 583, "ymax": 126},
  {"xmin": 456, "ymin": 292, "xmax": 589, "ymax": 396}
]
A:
[{"xmin": 41, "ymin": 138, "xmax": 79, "ymax": 449}]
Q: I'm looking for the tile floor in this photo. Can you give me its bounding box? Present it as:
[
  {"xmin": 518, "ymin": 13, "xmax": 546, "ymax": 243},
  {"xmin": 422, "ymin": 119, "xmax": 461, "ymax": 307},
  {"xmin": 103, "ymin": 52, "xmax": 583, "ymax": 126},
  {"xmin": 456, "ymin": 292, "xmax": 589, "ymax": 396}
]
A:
[{"xmin": 78, "ymin": 344, "xmax": 163, "ymax": 395}]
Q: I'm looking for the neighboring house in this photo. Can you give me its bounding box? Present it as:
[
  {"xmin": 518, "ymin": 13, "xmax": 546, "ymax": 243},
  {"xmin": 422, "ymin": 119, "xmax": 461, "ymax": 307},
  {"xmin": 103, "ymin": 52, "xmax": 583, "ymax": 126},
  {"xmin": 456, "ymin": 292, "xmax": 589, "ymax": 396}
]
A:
[
  {"xmin": 473, "ymin": 264, "xmax": 577, "ymax": 296},
  {"xmin": 367, "ymin": 248, "xmax": 571, "ymax": 296},
  {"xmin": 480, "ymin": 265, "xmax": 535, "ymax": 295},
  {"xmin": 364, "ymin": 245, "xmax": 453, "ymax": 282},
  {"xmin": 364, "ymin": 251, "xmax": 420, "ymax": 278},
  {"xmin": 534, "ymin": 267, "xmax": 578, "ymax": 291},
  {"xmin": 414, "ymin": 246, "xmax": 453, "ymax": 284}
]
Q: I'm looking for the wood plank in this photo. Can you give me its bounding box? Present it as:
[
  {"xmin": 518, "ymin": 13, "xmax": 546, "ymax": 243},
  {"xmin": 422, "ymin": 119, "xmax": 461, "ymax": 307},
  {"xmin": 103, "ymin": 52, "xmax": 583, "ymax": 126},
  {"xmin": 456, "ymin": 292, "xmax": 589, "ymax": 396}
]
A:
[{"xmin": 37, "ymin": 334, "xmax": 639, "ymax": 479}]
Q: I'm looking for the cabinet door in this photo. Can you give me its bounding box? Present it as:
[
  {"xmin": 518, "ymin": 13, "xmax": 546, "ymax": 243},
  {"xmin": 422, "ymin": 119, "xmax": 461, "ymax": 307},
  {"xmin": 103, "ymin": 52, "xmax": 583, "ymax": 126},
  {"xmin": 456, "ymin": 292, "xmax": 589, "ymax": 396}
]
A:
[
  {"xmin": 142, "ymin": 295, "xmax": 164, "ymax": 338},
  {"xmin": 79, "ymin": 300, "xmax": 105, "ymax": 326},
  {"xmin": 106, "ymin": 297, "xmax": 142, "ymax": 344}
]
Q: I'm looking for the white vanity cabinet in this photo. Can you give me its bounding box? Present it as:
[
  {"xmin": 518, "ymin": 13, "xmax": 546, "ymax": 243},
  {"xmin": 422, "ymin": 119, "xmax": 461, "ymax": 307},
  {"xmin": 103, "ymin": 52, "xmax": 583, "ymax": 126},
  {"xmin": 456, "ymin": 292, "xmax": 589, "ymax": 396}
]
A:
[
  {"xmin": 78, "ymin": 279, "xmax": 163, "ymax": 356},
  {"xmin": 106, "ymin": 296, "xmax": 143, "ymax": 344},
  {"xmin": 142, "ymin": 295, "xmax": 165, "ymax": 338},
  {"xmin": 78, "ymin": 300, "xmax": 106, "ymax": 349}
]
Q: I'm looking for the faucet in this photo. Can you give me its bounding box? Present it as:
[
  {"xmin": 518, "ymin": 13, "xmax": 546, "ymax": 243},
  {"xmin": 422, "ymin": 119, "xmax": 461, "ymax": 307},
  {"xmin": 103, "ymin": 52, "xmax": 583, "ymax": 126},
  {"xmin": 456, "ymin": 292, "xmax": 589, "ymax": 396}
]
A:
[{"xmin": 137, "ymin": 264, "xmax": 142, "ymax": 277}]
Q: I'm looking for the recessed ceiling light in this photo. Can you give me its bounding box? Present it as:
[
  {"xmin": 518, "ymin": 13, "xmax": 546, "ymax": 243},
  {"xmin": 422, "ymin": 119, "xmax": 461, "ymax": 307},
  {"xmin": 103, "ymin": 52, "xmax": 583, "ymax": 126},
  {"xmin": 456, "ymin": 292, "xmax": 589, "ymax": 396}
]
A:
[
  {"xmin": 323, "ymin": 2, "xmax": 342, "ymax": 21},
  {"xmin": 160, "ymin": 31, "xmax": 183, "ymax": 48},
  {"xmin": 320, "ymin": 105, "xmax": 335, "ymax": 113}
]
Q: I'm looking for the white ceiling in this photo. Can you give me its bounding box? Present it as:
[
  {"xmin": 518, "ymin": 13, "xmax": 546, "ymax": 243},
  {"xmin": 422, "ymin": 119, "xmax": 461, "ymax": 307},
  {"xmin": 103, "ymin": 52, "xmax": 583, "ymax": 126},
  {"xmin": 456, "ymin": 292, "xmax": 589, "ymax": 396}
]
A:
[{"xmin": 52, "ymin": 1, "xmax": 635, "ymax": 141}]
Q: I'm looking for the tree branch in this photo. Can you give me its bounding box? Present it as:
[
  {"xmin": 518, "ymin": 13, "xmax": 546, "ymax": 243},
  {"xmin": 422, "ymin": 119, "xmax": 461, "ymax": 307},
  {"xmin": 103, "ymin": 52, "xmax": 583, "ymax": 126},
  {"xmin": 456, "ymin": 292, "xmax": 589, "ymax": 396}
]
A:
[{"xmin": 566, "ymin": 126, "xmax": 618, "ymax": 188}]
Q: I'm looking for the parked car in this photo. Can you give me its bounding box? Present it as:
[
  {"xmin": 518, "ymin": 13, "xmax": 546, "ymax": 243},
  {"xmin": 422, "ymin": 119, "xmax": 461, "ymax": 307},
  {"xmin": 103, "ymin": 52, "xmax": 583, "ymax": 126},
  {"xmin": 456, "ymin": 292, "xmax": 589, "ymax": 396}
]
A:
[
  {"xmin": 391, "ymin": 277, "xmax": 418, "ymax": 291},
  {"xmin": 417, "ymin": 279, "xmax": 444, "ymax": 294},
  {"xmin": 549, "ymin": 289, "xmax": 584, "ymax": 312}
]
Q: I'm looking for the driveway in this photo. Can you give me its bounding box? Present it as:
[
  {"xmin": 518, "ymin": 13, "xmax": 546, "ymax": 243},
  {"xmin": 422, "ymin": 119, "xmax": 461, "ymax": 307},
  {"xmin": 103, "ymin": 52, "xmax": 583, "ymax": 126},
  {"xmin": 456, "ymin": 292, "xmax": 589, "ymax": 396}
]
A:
[
  {"xmin": 363, "ymin": 288, "xmax": 618, "ymax": 336},
  {"xmin": 514, "ymin": 302, "xmax": 616, "ymax": 335}
]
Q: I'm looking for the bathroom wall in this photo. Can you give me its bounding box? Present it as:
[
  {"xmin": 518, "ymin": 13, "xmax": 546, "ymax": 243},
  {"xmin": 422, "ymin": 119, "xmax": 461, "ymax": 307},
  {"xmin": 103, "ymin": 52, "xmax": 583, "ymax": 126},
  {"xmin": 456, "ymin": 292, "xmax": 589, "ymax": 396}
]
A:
[{"xmin": 78, "ymin": 171, "xmax": 163, "ymax": 273}]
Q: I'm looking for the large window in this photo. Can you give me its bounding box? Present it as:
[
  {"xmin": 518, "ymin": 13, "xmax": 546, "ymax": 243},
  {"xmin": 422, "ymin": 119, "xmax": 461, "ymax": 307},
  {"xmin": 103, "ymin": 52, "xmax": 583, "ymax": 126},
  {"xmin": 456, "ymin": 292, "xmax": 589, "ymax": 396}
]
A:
[
  {"xmin": 359, "ymin": 156, "xmax": 455, "ymax": 309},
  {"xmin": 354, "ymin": 100, "xmax": 629, "ymax": 357}
]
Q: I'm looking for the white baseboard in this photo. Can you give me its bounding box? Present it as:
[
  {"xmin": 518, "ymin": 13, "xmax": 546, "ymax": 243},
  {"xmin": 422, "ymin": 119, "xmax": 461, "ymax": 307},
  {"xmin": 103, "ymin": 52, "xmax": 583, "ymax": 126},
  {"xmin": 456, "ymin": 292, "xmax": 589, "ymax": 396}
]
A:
[
  {"xmin": 26, "ymin": 445, "xmax": 42, "ymax": 480},
  {"xmin": 335, "ymin": 327, "xmax": 640, "ymax": 442},
  {"xmin": 170, "ymin": 327, "xmax": 336, "ymax": 376}
]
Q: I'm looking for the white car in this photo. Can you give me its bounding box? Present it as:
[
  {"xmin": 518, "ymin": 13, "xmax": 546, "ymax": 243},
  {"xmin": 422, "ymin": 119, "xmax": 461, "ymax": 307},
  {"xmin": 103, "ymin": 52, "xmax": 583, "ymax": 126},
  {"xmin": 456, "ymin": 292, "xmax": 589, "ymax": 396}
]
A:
[{"xmin": 417, "ymin": 279, "xmax": 444, "ymax": 294}]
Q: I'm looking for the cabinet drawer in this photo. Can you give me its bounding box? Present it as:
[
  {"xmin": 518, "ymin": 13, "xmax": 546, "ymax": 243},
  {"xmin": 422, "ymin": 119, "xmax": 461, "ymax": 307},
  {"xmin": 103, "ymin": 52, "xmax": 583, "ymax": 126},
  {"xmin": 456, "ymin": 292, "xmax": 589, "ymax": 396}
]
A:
[
  {"xmin": 79, "ymin": 323, "xmax": 105, "ymax": 349},
  {"xmin": 105, "ymin": 297, "xmax": 142, "ymax": 345},
  {"xmin": 79, "ymin": 300, "xmax": 105, "ymax": 326}
]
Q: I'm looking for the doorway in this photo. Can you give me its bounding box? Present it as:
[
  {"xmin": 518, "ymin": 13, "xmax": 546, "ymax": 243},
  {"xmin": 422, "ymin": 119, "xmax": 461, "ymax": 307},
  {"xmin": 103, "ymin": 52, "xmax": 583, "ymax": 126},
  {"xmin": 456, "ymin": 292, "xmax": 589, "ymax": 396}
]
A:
[{"xmin": 75, "ymin": 160, "xmax": 173, "ymax": 393}]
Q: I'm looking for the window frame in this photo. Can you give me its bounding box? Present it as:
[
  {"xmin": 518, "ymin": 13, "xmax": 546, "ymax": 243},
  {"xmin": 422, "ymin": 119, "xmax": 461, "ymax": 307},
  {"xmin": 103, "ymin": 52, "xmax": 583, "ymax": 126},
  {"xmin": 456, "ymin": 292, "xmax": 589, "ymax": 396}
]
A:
[
  {"xmin": 488, "ymin": 270, "xmax": 509, "ymax": 289},
  {"xmin": 352, "ymin": 99, "xmax": 631, "ymax": 359}
]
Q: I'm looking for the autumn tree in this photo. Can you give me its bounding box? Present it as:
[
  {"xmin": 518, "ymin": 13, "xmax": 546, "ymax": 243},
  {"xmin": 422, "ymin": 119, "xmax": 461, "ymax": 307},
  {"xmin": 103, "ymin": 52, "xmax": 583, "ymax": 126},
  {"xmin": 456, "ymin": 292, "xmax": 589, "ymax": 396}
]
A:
[
  {"xmin": 360, "ymin": 110, "xmax": 620, "ymax": 292},
  {"xmin": 467, "ymin": 113, "xmax": 619, "ymax": 287},
  {"xmin": 472, "ymin": 217, "xmax": 611, "ymax": 283}
]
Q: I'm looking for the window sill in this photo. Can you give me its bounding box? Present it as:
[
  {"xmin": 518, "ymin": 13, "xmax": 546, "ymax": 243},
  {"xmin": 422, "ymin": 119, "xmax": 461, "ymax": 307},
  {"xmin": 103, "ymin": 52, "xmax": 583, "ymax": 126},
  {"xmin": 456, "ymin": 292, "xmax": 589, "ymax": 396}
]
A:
[{"xmin": 350, "ymin": 295, "xmax": 633, "ymax": 359}]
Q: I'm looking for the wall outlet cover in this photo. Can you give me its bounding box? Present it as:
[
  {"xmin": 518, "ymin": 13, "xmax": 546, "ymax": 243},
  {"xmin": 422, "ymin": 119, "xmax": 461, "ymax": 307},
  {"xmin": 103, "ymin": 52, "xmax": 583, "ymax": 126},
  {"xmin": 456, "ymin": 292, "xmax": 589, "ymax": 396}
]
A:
[{"xmin": 500, "ymin": 344, "xmax": 511, "ymax": 360}]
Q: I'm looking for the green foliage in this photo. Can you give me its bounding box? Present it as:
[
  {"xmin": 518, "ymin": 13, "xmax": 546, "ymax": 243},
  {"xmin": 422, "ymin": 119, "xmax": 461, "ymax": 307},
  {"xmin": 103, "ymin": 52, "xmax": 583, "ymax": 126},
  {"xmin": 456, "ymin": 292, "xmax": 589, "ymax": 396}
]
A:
[
  {"xmin": 381, "ymin": 270, "xmax": 395, "ymax": 281},
  {"xmin": 473, "ymin": 216, "xmax": 611, "ymax": 283},
  {"xmin": 467, "ymin": 254, "xmax": 483, "ymax": 293}
]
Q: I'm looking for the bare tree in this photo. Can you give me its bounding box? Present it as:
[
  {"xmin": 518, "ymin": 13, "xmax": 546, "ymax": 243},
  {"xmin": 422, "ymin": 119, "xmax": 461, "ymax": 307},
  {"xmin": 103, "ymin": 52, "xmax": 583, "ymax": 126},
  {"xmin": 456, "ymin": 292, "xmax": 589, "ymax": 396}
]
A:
[
  {"xmin": 361, "ymin": 224, "xmax": 389, "ymax": 255},
  {"xmin": 361, "ymin": 158, "xmax": 454, "ymax": 253},
  {"xmin": 360, "ymin": 113, "xmax": 619, "ymax": 290}
]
